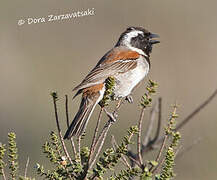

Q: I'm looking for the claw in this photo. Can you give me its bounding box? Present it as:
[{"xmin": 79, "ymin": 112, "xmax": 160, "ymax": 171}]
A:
[
  {"xmin": 125, "ymin": 95, "xmax": 133, "ymax": 104},
  {"xmin": 104, "ymin": 109, "xmax": 117, "ymax": 122}
]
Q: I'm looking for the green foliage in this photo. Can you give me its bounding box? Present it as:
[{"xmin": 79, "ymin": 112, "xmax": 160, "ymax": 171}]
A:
[
  {"xmin": 141, "ymin": 167, "xmax": 153, "ymax": 180},
  {"xmin": 8, "ymin": 132, "xmax": 19, "ymax": 179},
  {"xmin": 141, "ymin": 80, "xmax": 158, "ymax": 108},
  {"xmin": 50, "ymin": 91, "xmax": 58, "ymax": 101},
  {"xmin": 0, "ymin": 143, "xmax": 6, "ymax": 176},
  {"xmin": 0, "ymin": 81, "xmax": 184, "ymax": 180},
  {"xmin": 0, "ymin": 132, "xmax": 35, "ymax": 180},
  {"xmin": 36, "ymin": 132, "xmax": 76, "ymax": 179},
  {"xmin": 159, "ymin": 147, "xmax": 175, "ymax": 180},
  {"xmin": 34, "ymin": 126, "xmax": 140, "ymax": 179},
  {"xmin": 93, "ymin": 126, "xmax": 138, "ymax": 178},
  {"xmin": 110, "ymin": 167, "xmax": 140, "ymax": 180},
  {"xmin": 159, "ymin": 106, "xmax": 181, "ymax": 180},
  {"xmin": 18, "ymin": 176, "xmax": 35, "ymax": 180},
  {"xmin": 99, "ymin": 76, "xmax": 115, "ymax": 107},
  {"xmin": 0, "ymin": 113, "xmax": 181, "ymax": 180},
  {"xmin": 80, "ymin": 146, "xmax": 90, "ymax": 165},
  {"xmin": 42, "ymin": 131, "xmax": 63, "ymax": 165}
]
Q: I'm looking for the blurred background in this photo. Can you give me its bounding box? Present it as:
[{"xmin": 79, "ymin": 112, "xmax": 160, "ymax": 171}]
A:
[{"xmin": 1, "ymin": 0, "xmax": 217, "ymax": 179}]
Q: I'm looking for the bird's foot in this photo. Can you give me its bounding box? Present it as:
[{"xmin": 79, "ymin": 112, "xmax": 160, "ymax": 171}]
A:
[
  {"xmin": 125, "ymin": 95, "xmax": 133, "ymax": 104},
  {"xmin": 104, "ymin": 109, "xmax": 118, "ymax": 122}
]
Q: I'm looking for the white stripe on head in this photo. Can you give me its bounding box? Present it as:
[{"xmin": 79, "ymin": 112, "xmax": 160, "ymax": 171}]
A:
[
  {"xmin": 125, "ymin": 30, "xmax": 144, "ymax": 41},
  {"xmin": 123, "ymin": 30, "xmax": 147, "ymax": 56}
]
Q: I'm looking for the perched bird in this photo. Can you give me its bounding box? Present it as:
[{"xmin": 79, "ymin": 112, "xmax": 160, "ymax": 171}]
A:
[{"xmin": 64, "ymin": 26, "xmax": 160, "ymax": 139}]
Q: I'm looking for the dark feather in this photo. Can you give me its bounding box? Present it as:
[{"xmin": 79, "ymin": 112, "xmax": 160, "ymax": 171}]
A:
[{"xmin": 64, "ymin": 95, "xmax": 98, "ymax": 138}]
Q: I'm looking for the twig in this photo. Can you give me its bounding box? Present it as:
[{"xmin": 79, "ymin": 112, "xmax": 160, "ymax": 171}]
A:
[
  {"xmin": 150, "ymin": 135, "xmax": 168, "ymax": 173},
  {"xmin": 137, "ymin": 108, "xmax": 145, "ymax": 167},
  {"xmin": 89, "ymin": 101, "xmax": 123, "ymax": 170},
  {"xmin": 111, "ymin": 135, "xmax": 131, "ymax": 169},
  {"xmin": 77, "ymin": 136, "xmax": 81, "ymax": 161},
  {"xmin": 151, "ymin": 97, "xmax": 162, "ymax": 144},
  {"xmin": 154, "ymin": 89, "xmax": 217, "ymax": 147},
  {"xmin": 65, "ymin": 95, "xmax": 77, "ymax": 156},
  {"xmin": 127, "ymin": 147, "xmax": 143, "ymax": 169},
  {"xmin": 153, "ymin": 155, "xmax": 166, "ymax": 175},
  {"xmin": 88, "ymin": 108, "xmax": 103, "ymax": 161},
  {"xmin": 155, "ymin": 135, "xmax": 167, "ymax": 164},
  {"xmin": 24, "ymin": 157, "xmax": 29, "ymax": 178},
  {"xmin": 141, "ymin": 97, "xmax": 162, "ymax": 152},
  {"xmin": 115, "ymin": 99, "xmax": 124, "ymax": 111},
  {"xmin": 90, "ymin": 122, "xmax": 135, "ymax": 180},
  {"xmin": 65, "ymin": 95, "xmax": 70, "ymax": 129},
  {"xmin": 53, "ymin": 138, "xmax": 74, "ymax": 179},
  {"xmin": 150, "ymin": 105, "xmax": 178, "ymax": 173},
  {"xmin": 1, "ymin": 169, "xmax": 6, "ymax": 180},
  {"xmin": 175, "ymin": 89, "xmax": 217, "ymax": 131},
  {"xmin": 90, "ymin": 102, "xmax": 121, "ymax": 157},
  {"xmin": 89, "ymin": 123, "xmax": 112, "ymax": 180},
  {"xmin": 127, "ymin": 98, "xmax": 162, "ymax": 168},
  {"xmin": 52, "ymin": 95, "xmax": 73, "ymax": 164},
  {"xmin": 89, "ymin": 117, "xmax": 114, "ymax": 170},
  {"xmin": 152, "ymin": 138, "xmax": 186, "ymax": 175},
  {"xmin": 176, "ymin": 137, "xmax": 202, "ymax": 159},
  {"xmin": 85, "ymin": 108, "xmax": 103, "ymax": 175},
  {"xmin": 84, "ymin": 100, "xmax": 123, "ymax": 179},
  {"xmin": 143, "ymin": 100, "xmax": 159, "ymax": 146}
]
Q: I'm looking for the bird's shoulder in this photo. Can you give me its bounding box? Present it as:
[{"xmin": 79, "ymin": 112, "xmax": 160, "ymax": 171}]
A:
[{"xmin": 96, "ymin": 46, "xmax": 141, "ymax": 67}]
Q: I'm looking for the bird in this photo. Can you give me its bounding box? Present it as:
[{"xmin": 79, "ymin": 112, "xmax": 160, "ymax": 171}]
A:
[{"xmin": 64, "ymin": 26, "xmax": 160, "ymax": 139}]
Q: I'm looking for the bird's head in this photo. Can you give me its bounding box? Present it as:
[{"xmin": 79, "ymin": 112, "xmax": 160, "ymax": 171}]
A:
[{"xmin": 116, "ymin": 26, "xmax": 160, "ymax": 56}]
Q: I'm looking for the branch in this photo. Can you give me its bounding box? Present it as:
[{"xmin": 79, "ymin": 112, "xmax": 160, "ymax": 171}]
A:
[
  {"xmin": 87, "ymin": 100, "xmax": 123, "ymax": 175},
  {"xmin": 85, "ymin": 107, "xmax": 104, "ymax": 174},
  {"xmin": 137, "ymin": 108, "xmax": 145, "ymax": 167},
  {"xmin": 51, "ymin": 92, "xmax": 72, "ymax": 164},
  {"xmin": 24, "ymin": 157, "xmax": 29, "ymax": 178},
  {"xmin": 176, "ymin": 137, "xmax": 202, "ymax": 159},
  {"xmin": 127, "ymin": 98, "xmax": 162, "ymax": 168},
  {"xmin": 89, "ymin": 109, "xmax": 116, "ymax": 170},
  {"xmin": 150, "ymin": 105, "xmax": 178, "ymax": 173},
  {"xmin": 77, "ymin": 136, "xmax": 81, "ymax": 162},
  {"xmin": 176, "ymin": 89, "xmax": 217, "ymax": 131},
  {"xmin": 151, "ymin": 97, "xmax": 162, "ymax": 144},
  {"xmin": 143, "ymin": 98, "xmax": 159, "ymax": 146},
  {"xmin": 141, "ymin": 97, "xmax": 162, "ymax": 154},
  {"xmin": 111, "ymin": 135, "xmax": 131, "ymax": 169},
  {"xmin": 150, "ymin": 135, "xmax": 168, "ymax": 173},
  {"xmin": 155, "ymin": 89, "xmax": 217, "ymax": 147},
  {"xmin": 1, "ymin": 169, "xmax": 6, "ymax": 180},
  {"xmin": 65, "ymin": 95, "xmax": 77, "ymax": 156}
]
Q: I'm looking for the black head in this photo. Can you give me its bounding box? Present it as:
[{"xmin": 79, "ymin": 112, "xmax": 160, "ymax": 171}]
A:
[{"xmin": 116, "ymin": 26, "xmax": 160, "ymax": 56}]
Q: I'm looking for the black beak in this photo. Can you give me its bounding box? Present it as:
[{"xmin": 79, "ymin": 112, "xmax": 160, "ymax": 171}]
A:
[{"xmin": 149, "ymin": 33, "xmax": 160, "ymax": 44}]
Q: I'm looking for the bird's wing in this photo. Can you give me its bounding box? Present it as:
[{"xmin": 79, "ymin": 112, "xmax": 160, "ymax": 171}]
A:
[{"xmin": 73, "ymin": 48, "xmax": 140, "ymax": 92}]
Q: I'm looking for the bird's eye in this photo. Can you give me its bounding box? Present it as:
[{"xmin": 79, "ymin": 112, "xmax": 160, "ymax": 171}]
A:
[{"xmin": 145, "ymin": 32, "xmax": 151, "ymax": 37}]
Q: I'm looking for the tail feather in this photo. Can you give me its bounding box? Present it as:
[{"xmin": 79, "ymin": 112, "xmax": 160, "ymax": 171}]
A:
[{"xmin": 63, "ymin": 96, "xmax": 98, "ymax": 139}]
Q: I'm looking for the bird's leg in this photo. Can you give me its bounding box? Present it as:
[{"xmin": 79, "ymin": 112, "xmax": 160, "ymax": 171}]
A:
[
  {"xmin": 125, "ymin": 95, "xmax": 134, "ymax": 104},
  {"xmin": 103, "ymin": 108, "xmax": 118, "ymax": 122},
  {"xmin": 103, "ymin": 98, "xmax": 124, "ymax": 122},
  {"xmin": 115, "ymin": 99, "xmax": 122, "ymax": 110}
]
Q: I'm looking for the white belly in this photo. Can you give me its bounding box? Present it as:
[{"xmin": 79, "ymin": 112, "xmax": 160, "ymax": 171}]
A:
[{"xmin": 113, "ymin": 59, "xmax": 149, "ymax": 98}]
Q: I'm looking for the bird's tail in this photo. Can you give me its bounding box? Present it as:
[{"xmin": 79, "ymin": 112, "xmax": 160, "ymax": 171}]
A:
[{"xmin": 63, "ymin": 95, "xmax": 99, "ymax": 139}]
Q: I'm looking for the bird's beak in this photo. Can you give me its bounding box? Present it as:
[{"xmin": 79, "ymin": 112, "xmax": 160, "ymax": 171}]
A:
[{"xmin": 149, "ymin": 33, "xmax": 160, "ymax": 44}]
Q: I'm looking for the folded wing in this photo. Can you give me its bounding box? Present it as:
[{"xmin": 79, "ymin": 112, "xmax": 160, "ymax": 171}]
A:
[{"xmin": 73, "ymin": 47, "xmax": 140, "ymax": 95}]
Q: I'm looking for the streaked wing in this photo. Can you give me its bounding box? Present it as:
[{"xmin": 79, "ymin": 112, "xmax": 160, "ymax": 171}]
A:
[{"xmin": 73, "ymin": 59, "xmax": 137, "ymax": 91}]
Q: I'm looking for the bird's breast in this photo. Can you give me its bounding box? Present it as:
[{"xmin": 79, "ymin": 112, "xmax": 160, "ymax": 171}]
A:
[{"xmin": 113, "ymin": 58, "xmax": 149, "ymax": 98}]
